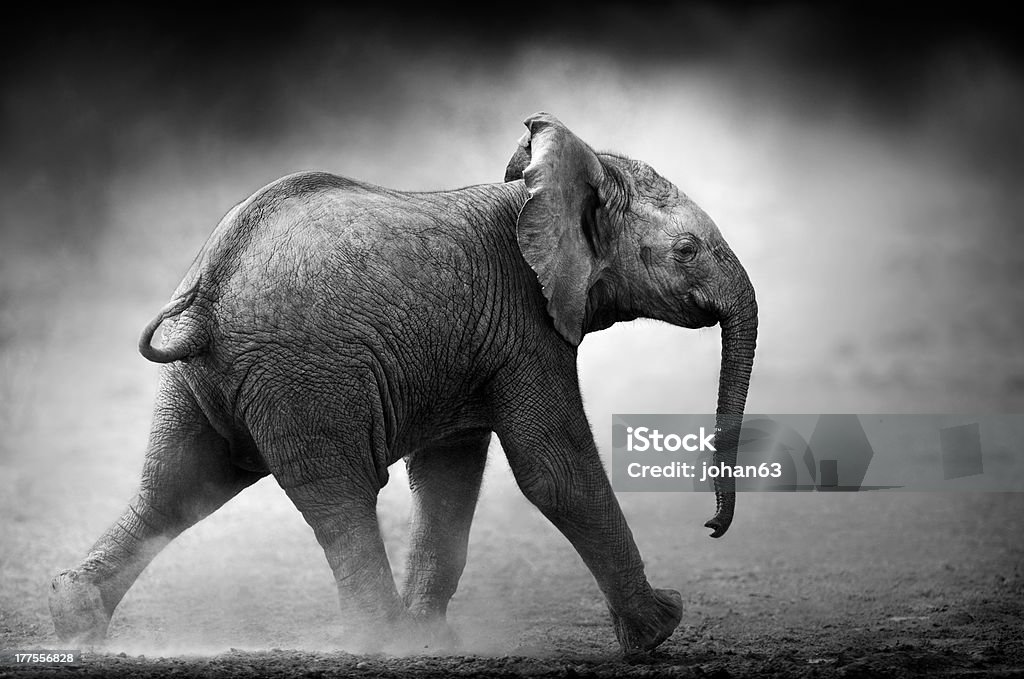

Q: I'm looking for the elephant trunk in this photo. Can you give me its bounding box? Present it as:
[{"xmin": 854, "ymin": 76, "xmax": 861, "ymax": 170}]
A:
[{"xmin": 704, "ymin": 271, "xmax": 757, "ymax": 539}]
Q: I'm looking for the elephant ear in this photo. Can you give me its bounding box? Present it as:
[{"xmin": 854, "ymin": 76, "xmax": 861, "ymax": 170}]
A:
[
  {"xmin": 515, "ymin": 112, "xmax": 606, "ymax": 346},
  {"xmin": 504, "ymin": 130, "xmax": 531, "ymax": 182}
]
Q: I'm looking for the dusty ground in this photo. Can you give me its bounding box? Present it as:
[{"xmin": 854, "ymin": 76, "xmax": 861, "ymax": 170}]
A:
[
  {"xmin": 3, "ymin": 10, "xmax": 1024, "ymax": 677},
  {"xmin": 2, "ymin": 483, "xmax": 1023, "ymax": 677}
]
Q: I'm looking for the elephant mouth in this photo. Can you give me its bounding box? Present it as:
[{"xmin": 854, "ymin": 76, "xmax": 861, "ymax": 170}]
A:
[
  {"xmin": 681, "ymin": 293, "xmax": 719, "ymax": 329},
  {"xmin": 688, "ymin": 309, "xmax": 719, "ymax": 329}
]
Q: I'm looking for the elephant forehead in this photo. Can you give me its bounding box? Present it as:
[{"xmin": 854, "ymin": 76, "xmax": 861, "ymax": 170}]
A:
[
  {"xmin": 627, "ymin": 196, "xmax": 721, "ymax": 245},
  {"xmin": 604, "ymin": 155, "xmax": 680, "ymax": 206},
  {"xmin": 635, "ymin": 169, "xmax": 681, "ymax": 209},
  {"xmin": 672, "ymin": 199, "xmax": 721, "ymax": 239}
]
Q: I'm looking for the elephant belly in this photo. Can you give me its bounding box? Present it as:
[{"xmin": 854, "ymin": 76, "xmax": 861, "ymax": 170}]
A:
[{"xmin": 393, "ymin": 403, "xmax": 494, "ymax": 462}]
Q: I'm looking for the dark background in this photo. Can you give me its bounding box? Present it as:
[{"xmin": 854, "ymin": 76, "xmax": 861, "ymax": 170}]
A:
[{"xmin": 2, "ymin": 3, "xmax": 1022, "ymax": 676}]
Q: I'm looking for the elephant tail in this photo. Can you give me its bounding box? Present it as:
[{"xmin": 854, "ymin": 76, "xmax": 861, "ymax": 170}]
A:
[{"xmin": 138, "ymin": 276, "xmax": 207, "ymax": 364}]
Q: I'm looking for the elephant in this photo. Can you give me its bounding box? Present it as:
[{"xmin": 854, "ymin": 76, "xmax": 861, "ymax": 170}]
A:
[{"xmin": 49, "ymin": 112, "xmax": 757, "ymax": 654}]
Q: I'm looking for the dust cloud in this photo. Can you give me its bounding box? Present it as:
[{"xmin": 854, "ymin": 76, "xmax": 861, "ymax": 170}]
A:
[{"xmin": 1, "ymin": 4, "xmax": 1022, "ymax": 658}]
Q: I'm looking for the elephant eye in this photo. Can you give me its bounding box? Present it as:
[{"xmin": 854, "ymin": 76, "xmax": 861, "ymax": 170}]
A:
[{"xmin": 672, "ymin": 240, "xmax": 698, "ymax": 264}]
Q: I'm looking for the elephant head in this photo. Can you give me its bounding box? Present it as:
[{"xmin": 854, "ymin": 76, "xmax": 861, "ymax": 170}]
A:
[{"xmin": 506, "ymin": 112, "xmax": 758, "ymax": 538}]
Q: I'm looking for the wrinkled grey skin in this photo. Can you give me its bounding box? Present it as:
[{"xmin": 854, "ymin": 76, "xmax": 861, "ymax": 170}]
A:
[{"xmin": 49, "ymin": 113, "xmax": 757, "ymax": 655}]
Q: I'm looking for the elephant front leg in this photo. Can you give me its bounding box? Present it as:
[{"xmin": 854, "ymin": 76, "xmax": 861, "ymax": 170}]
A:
[
  {"xmin": 401, "ymin": 430, "xmax": 490, "ymax": 646},
  {"xmin": 492, "ymin": 372, "xmax": 682, "ymax": 654}
]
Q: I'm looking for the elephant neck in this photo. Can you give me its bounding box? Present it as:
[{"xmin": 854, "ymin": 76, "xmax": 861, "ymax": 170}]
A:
[
  {"xmin": 431, "ymin": 180, "xmax": 528, "ymax": 242},
  {"xmin": 583, "ymin": 275, "xmax": 640, "ymax": 335},
  {"xmin": 411, "ymin": 176, "xmax": 533, "ymax": 285}
]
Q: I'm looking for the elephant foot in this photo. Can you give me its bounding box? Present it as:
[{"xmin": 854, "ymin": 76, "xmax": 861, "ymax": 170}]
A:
[
  {"xmin": 49, "ymin": 569, "xmax": 111, "ymax": 644},
  {"xmin": 341, "ymin": 613, "xmax": 459, "ymax": 655},
  {"xmin": 390, "ymin": 614, "xmax": 459, "ymax": 655},
  {"xmin": 422, "ymin": 618, "xmax": 459, "ymax": 652},
  {"xmin": 609, "ymin": 588, "xmax": 682, "ymax": 654}
]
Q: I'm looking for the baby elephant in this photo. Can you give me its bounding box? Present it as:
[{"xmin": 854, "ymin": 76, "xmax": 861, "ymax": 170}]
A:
[{"xmin": 50, "ymin": 113, "xmax": 757, "ymax": 654}]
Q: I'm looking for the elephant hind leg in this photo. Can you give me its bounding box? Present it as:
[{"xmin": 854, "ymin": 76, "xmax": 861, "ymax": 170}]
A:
[
  {"xmin": 49, "ymin": 369, "xmax": 266, "ymax": 644},
  {"xmin": 270, "ymin": 440, "xmax": 408, "ymax": 651}
]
